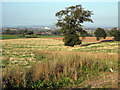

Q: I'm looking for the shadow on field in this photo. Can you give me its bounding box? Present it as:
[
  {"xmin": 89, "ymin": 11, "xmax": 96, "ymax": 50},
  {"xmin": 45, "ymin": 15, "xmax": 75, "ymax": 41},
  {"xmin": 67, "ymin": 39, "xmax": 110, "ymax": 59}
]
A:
[{"xmin": 80, "ymin": 40, "xmax": 113, "ymax": 47}]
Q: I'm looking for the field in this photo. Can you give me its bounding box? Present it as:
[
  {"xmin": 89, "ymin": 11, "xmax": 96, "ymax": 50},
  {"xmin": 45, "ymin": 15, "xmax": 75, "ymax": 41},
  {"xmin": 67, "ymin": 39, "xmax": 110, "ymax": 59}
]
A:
[
  {"xmin": 44, "ymin": 37, "xmax": 113, "ymax": 42},
  {"xmin": 2, "ymin": 37, "xmax": 119, "ymax": 88},
  {"xmin": 0, "ymin": 35, "xmax": 63, "ymax": 40},
  {"xmin": 1, "ymin": 35, "xmax": 25, "ymax": 40}
]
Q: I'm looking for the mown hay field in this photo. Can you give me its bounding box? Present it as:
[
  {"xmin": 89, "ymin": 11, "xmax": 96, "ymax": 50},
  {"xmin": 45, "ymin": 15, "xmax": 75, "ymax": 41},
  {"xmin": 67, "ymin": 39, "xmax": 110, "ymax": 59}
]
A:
[
  {"xmin": 43, "ymin": 37, "xmax": 113, "ymax": 42},
  {"xmin": 1, "ymin": 37, "xmax": 119, "ymax": 88}
]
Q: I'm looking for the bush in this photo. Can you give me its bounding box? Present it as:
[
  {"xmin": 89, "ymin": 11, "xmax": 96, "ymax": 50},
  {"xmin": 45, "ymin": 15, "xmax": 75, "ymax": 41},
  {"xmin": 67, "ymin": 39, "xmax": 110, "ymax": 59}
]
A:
[
  {"xmin": 25, "ymin": 34, "xmax": 38, "ymax": 38},
  {"xmin": 26, "ymin": 31, "xmax": 34, "ymax": 35},
  {"xmin": 25, "ymin": 36, "xmax": 31, "ymax": 38},
  {"xmin": 63, "ymin": 33, "xmax": 82, "ymax": 47},
  {"xmin": 30, "ymin": 34, "xmax": 38, "ymax": 38}
]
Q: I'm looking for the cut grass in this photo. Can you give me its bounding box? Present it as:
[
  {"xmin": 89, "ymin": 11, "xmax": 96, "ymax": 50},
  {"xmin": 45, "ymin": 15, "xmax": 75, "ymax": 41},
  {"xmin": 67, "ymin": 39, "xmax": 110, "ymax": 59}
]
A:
[
  {"xmin": 2, "ymin": 38, "xmax": 118, "ymax": 53},
  {"xmin": 2, "ymin": 38, "xmax": 118, "ymax": 88}
]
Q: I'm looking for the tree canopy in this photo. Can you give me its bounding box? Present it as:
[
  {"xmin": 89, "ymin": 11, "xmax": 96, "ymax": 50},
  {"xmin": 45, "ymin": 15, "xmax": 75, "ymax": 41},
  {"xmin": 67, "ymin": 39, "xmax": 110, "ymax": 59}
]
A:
[
  {"xmin": 108, "ymin": 27, "xmax": 120, "ymax": 41},
  {"xmin": 108, "ymin": 27, "xmax": 118, "ymax": 37},
  {"xmin": 94, "ymin": 28, "xmax": 107, "ymax": 41},
  {"xmin": 55, "ymin": 5, "xmax": 93, "ymax": 46}
]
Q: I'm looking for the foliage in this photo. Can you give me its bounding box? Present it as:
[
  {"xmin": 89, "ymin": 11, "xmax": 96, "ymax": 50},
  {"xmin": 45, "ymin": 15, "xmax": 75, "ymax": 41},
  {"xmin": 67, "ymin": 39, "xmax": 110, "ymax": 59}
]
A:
[
  {"xmin": 79, "ymin": 30, "xmax": 88, "ymax": 39},
  {"xmin": 51, "ymin": 30, "xmax": 61, "ymax": 35},
  {"xmin": 26, "ymin": 30, "xmax": 34, "ymax": 35},
  {"xmin": 63, "ymin": 33, "xmax": 81, "ymax": 47},
  {"xmin": 114, "ymin": 31, "xmax": 120, "ymax": 41},
  {"xmin": 18, "ymin": 30, "xmax": 25, "ymax": 35},
  {"xmin": 24, "ymin": 29, "xmax": 28, "ymax": 34},
  {"xmin": 30, "ymin": 34, "xmax": 38, "ymax": 38},
  {"xmin": 10, "ymin": 30, "xmax": 17, "ymax": 35},
  {"xmin": 55, "ymin": 4, "xmax": 93, "ymax": 46},
  {"xmin": 2, "ymin": 29, "xmax": 33, "ymax": 37},
  {"xmin": 108, "ymin": 27, "xmax": 117, "ymax": 37},
  {"xmin": 94, "ymin": 28, "xmax": 107, "ymax": 41},
  {"xmin": 108, "ymin": 27, "xmax": 120, "ymax": 41},
  {"xmin": 25, "ymin": 34, "xmax": 38, "ymax": 38},
  {"xmin": 3, "ymin": 29, "xmax": 11, "ymax": 35}
]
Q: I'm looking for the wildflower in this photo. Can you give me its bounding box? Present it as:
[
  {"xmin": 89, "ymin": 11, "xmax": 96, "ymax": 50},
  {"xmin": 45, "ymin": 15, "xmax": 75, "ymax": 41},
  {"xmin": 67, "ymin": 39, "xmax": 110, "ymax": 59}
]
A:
[
  {"xmin": 110, "ymin": 68, "xmax": 113, "ymax": 72},
  {"xmin": 110, "ymin": 61, "xmax": 112, "ymax": 64}
]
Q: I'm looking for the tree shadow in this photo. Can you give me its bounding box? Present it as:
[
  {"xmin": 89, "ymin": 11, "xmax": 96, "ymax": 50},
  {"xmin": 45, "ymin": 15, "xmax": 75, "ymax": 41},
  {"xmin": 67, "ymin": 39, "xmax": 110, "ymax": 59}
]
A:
[{"xmin": 80, "ymin": 40, "xmax": 113, "ymax": 47}]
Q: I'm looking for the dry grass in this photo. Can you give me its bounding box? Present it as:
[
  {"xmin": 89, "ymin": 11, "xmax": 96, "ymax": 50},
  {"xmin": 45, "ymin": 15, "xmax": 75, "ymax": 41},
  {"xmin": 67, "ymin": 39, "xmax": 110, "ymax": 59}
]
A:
[
  {"xmin": 42, "ymin": 37, "xmax": 113, "ymax": 42},
  {"xmin": 2, "ymin": 50, "xmax": 118, "ymax": 88},
  {"xmin": 2, "ymin": 38, "xmax": 118, "ymax": 88},
  {"xmin": 80, "ymin": 37, "xmax": 113, "ymax": 42}
]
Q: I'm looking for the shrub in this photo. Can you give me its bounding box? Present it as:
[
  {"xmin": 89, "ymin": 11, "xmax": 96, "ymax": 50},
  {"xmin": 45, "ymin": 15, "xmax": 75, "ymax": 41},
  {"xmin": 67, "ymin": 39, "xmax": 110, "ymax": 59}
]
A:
[
  {"xmin": 26, "ymin": 31, "xmax": 34, "ymax": 35},
  {"xmin": 25, "ymin": 34, "xmax": 38, "ymax": 38},
  {"xmin": 30, "ymin": 34, "xmax": 38, "ymax": 38},
  {"xmin": 25, "ymin": 36, "xmax": 31, "ymax": 38}
]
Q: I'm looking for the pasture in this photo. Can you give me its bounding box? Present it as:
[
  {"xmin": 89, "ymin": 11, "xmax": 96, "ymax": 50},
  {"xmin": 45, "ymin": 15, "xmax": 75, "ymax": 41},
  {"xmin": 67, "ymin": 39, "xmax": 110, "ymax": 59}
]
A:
[
  {"xmin": 1, "ymin": 35, "xmax": 25, "ymax": 40},
  {"xmin": 2, "ymin": 37, "xmax": 118, "ymax": 88},
  {"xmin": 0, "ymin": 35, "xmax": 63, "ymax": 40}
]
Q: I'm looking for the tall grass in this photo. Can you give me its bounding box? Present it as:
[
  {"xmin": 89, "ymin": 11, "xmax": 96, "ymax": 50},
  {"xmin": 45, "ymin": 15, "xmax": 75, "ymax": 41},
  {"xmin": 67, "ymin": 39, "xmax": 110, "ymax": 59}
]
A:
[{"xmin": 2, "ymin": 51, "xmax": 118, "ymax": 88}]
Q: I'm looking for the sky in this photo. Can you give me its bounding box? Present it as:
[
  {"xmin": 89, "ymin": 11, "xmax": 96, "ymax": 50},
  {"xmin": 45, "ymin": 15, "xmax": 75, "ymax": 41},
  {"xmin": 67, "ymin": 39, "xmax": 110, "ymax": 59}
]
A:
[
  {"xmin": 2, "ymin": 1, "xmax": 118, "ymax": 28},
  {"xmin": 1, "ymin": 0, "xmax": 119, "ymax": 2}
]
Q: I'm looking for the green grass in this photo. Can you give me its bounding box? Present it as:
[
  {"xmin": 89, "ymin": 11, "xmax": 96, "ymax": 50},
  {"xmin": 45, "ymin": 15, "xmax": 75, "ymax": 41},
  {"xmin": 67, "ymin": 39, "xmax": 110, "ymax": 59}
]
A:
[
  {"xmin": 1, "ymin": 35, "xmax": 25, "ymax": 40},
  {"xmin": 37, "ymin": 35, "xmax": 63, "ymax": 38},
  {"xmin": 1, "ymin": 34, "xmax": 63, "ymax": 40}
]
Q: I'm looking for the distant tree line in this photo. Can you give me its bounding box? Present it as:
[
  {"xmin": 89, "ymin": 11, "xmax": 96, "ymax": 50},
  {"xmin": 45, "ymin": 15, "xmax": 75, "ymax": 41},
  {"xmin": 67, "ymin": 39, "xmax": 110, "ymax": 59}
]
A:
[
  {"xmin": 2, "ymin": 29, "xmax": 32, "ymax": 35},
  {"xmin": 2, "ymin": 27, "xmax": 120, "ymax": 41},
  {"xmin": 2, "ymin": 29, "xmax": 62, "ymax": 36}
]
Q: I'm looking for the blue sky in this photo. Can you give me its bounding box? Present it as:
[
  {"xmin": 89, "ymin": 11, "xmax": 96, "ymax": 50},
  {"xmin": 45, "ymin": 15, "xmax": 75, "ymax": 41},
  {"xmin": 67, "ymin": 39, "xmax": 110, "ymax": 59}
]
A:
[{"xmin": 2, "ymin": 2, "xmax": 118, "ymax": 27}]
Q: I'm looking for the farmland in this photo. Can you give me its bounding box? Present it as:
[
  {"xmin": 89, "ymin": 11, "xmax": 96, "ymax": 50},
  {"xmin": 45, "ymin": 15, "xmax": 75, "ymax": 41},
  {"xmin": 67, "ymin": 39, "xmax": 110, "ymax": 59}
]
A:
[
  {"xmin": 2, "ymin": 37, "xmax": 118, "ymax": 88},
  {"xmin": 1, "ymin": 35, "xmax": 25, "ymax": 40},
  {"xmin": 0, "ymin": 35, "xmax": 63, "ymax": 40}
]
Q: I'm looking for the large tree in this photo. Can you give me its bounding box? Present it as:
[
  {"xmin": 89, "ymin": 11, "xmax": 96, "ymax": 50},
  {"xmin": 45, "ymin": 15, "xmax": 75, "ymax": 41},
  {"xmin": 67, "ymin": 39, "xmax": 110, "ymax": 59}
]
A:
[{"xmin": 55, "ymin": 5, "xmax": 93, "ymax": 47}]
